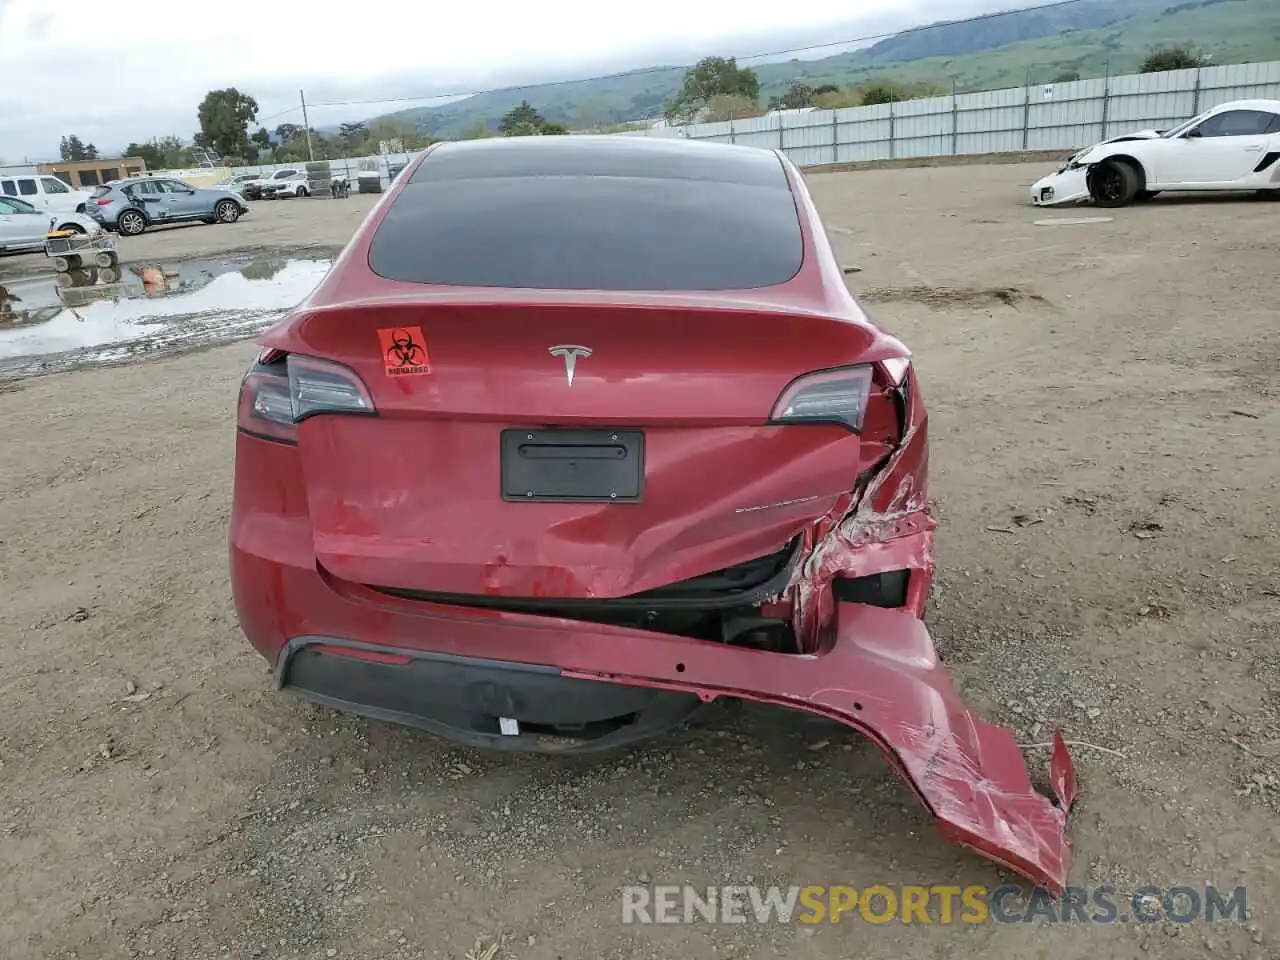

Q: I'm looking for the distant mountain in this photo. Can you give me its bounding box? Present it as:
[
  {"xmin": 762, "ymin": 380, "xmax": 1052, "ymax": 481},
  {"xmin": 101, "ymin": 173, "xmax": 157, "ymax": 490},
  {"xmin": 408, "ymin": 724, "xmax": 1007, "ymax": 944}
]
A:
[
  {"xmin": 372, "ymin": 0, "xmax": 1278, "ymax": 136},
  {"xmin": 860, "ymin": 0, "xmax": 1165, "ymax": 62}
]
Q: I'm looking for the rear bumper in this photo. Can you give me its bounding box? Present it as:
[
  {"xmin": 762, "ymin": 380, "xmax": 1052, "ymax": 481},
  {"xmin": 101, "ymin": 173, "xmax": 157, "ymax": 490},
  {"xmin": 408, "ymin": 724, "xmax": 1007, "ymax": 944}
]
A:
[
  {"xmin": 278, "ymin": 638, "xmax": 702, "ymax": 753},
  {"xmin": 232, "ymin": 518, "xmax": 1077, "ymax": 892}
]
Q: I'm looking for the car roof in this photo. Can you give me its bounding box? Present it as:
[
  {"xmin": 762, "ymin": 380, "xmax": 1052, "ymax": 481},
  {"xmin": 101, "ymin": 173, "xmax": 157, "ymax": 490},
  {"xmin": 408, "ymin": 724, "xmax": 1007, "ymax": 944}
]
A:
[
  {"xmin": 416, "ymin": 135, "xmax": 789, "ymax": 189},
  {"xmin": 1211, "ymin": 98, "xmax": 1280, "ymax": 113},
  {"xmin": 110, "ymin": 175, "xmax": 176, "ymax": 184},
  {"xmin": 361, "ymin": 135, "xmax": 807, "ymax": 293}
]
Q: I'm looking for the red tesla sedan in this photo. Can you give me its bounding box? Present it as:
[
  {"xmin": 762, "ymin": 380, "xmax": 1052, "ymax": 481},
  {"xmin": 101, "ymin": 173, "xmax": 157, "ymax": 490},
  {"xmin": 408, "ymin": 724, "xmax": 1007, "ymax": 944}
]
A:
[{"xmin": 230, "ymin": 135, "xmax": 1075, "ymax": 890}]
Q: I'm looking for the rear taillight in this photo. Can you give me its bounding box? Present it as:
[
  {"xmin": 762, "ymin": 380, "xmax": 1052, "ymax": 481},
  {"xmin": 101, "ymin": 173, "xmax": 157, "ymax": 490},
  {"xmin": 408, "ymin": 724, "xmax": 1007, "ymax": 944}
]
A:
[
  {"xmin": 95, "ymin": 198, "xmax": 112, "ymax": 206},
  {"xmin": 287, "ymin": 355, "xmax": 375, "ymax": 421},
  {"xmin": 771, "ymin": 364, "xmax": 875, "ymax": 432},
  {"xmin": 236, "ymin": 353, "xmax": 375, "ymax": 444},
  {"xmin": 771, "ymin": 359, "xmax": 911, "ymax": 442}
]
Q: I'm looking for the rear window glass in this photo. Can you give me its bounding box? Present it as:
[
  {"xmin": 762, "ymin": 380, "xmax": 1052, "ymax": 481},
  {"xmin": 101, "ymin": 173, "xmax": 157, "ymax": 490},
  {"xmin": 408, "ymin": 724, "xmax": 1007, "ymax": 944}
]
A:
[
  {"xmin": 90, "ymin": 186, "xmax": 111, "ymax": 199},
  {"xmin": 367, "ymin": 139, "xmax": 803, "ymax": 291}
]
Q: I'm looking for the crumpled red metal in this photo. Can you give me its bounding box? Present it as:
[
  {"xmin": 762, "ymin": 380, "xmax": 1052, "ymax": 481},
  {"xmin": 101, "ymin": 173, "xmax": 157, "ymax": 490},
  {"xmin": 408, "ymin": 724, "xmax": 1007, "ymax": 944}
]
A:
[
  {"xmin": 236, "ymin": 349, "xmax": 1076, "ymax": 890},
  {"xmin": 565, "ymin": 600, "xmax": 1076, "ymax": 893},
  {"xmin": 559, "ymin": 406, "xmax": 1076, "ymax": 892}
]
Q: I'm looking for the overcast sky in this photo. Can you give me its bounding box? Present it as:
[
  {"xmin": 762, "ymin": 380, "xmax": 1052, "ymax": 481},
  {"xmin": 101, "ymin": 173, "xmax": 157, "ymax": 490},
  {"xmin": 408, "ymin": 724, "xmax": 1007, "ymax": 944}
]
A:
[{"xmin": 0, "ymin": 0, "xmax": 1004, "ymax": 162}]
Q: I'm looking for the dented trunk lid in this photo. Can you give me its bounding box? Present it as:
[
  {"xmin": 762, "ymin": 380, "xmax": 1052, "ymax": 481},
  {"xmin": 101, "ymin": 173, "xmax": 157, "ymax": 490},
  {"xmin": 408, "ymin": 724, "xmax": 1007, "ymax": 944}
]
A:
[{"xmin": 277, "ymin": 296, "xmax": 896, "ymax": 598}]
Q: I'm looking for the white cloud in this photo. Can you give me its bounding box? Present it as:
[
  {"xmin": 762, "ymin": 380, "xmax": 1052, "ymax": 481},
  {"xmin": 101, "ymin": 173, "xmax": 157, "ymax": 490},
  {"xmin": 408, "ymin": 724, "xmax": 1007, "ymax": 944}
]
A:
[{"xmin": 0, "ymin": 0, "xmax": 988, "ymax": 160}]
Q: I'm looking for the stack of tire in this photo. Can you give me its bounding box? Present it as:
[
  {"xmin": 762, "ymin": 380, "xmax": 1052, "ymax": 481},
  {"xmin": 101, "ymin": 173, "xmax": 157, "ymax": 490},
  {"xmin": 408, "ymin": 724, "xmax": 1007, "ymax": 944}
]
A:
[
  {"xmin": 305, "ymin": 161, "xmax": 331, "ymax": 199},
  {"xmin": 356, "ymin": 158, "xmax": 383, "ymax": 195}
]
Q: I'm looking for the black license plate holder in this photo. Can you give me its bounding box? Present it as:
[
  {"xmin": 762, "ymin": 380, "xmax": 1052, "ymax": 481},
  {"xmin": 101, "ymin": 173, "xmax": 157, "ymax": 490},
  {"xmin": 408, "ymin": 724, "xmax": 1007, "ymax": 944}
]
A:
[{"xmin": 501, "ymin": 429, "xmax": 644, "ymax": 503}]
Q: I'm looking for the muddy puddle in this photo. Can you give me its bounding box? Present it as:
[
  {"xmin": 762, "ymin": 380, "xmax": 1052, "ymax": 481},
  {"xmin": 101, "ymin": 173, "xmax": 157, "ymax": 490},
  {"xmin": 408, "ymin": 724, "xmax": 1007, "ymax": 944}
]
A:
[{"xmin": 0, "ymin": 255, "xmax": 332, "ymax": 380}]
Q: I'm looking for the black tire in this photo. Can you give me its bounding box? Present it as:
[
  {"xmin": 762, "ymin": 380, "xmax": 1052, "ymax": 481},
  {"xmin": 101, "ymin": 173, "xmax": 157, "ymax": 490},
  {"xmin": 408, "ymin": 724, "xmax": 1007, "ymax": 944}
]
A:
[
  {"xmin": 296, "ymin": 186, "xmax": 309, "ymax": 198},
  {"xmin": 1135, "ymin": 190, "xmax": 1161, "ymax": 202},
  {"xmin": 56, "ymin": 222, "xmax": 86, "ymax": 234},
  {"xmin": 75, "ymin": 203, "xmax": 86, "ymax": 214},
  {"xmin": 1089, "ymin": 159, "xmax": 1142, "ymax": 207},
  {"xmin": 117, "ymin": 209, "xmax": 147, "ymax": 236},
  {"xmin": 214, "ymin": 199, "xmax": 240, "ymax": 224}
]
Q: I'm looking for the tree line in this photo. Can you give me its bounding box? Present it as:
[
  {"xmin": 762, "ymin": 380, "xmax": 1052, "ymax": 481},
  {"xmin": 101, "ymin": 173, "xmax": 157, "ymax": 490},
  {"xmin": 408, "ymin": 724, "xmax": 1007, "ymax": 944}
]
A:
[
  {"xmin": 53, "ymin": 43, "xmax": 1213, "ymax": 169},
  {"xmin": 659, "ymin": 43, "xmax": 1213, "ymax": 125},
  {"xmin": 658, "ymin": 56, "xmax": 944, "ymax": 124},
  {"xmin": 53, "ymin": 90, "xmax": 572, "ymax": 172},
  {"xmin": 105, "ymin": 88, "xmax": 445, "ymax": 170}
]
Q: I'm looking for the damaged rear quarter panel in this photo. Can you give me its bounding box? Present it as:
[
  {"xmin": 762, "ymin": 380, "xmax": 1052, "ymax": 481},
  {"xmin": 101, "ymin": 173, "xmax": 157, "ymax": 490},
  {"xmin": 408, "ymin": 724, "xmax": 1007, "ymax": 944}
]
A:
[{"xmin": 790, "ymin": 365, "xmax": 935, "ymax": 647}]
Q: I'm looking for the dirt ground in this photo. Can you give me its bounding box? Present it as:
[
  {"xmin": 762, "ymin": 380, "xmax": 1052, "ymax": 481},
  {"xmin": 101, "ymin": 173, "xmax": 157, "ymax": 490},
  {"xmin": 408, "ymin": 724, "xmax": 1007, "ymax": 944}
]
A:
[{"xmin": 1, "ymin": 165, "xmax": 1276, "ymax": 960}]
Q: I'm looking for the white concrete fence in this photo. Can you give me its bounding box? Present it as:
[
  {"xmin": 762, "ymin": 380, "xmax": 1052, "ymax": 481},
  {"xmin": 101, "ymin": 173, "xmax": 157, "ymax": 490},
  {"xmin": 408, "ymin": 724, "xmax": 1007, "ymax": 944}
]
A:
[
  {"xmin": 194, "ymin": 59, "xmax": 1280, "ymax": 187},
  {"xmin": 618, "ymin": 60, "xmax": 1280, "ymax": 166}
]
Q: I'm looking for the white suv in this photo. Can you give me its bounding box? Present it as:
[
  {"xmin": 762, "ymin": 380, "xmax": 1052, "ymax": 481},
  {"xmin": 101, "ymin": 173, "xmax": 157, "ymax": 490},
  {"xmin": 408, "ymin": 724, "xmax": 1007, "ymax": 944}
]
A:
[
  {"xmin": 260, "ymin": 169, "xmax": 311, "ymax": 199},
  {"xmin": 0, "ymin": 174, "xmax": 93, "ymax": 214}
]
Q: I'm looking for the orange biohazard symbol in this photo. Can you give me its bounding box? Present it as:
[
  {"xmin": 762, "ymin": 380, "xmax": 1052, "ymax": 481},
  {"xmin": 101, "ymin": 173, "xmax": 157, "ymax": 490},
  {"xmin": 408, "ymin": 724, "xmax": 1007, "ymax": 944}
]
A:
[{"xmin": 377, "ymin": 326, "xmax": 432, "ymax": 376}]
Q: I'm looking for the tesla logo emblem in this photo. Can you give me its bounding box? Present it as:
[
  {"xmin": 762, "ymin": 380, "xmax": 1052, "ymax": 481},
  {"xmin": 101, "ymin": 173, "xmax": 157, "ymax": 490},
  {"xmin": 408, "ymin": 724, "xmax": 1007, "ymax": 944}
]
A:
[{"xmin": 549, "ymin": 344, "xmax": 592, "ymax": 388}]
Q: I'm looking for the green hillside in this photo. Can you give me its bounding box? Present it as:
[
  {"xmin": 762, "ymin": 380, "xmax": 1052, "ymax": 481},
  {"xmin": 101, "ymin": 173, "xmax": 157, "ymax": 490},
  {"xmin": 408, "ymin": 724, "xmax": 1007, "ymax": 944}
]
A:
[{"xmin": 380, "ymin": 0, "xmax": 1280, "ymax": 137}]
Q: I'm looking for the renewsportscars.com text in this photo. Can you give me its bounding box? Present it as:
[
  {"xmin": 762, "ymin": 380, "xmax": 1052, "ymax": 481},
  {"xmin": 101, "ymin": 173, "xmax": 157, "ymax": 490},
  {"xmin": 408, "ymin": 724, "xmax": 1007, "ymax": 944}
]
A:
[{"xmin": 621, "ymin": 884, "xmax": 1247, "ymax": 925}]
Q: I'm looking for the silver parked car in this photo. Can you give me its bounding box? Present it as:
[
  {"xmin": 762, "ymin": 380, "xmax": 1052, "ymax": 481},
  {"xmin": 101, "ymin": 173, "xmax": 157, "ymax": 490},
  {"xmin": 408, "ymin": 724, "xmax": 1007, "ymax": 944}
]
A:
[
  {"xmin": 86, "ymin": 176, "xmax": 249, "ymax": 236},
  {"xmin": 212, "ymin": 173, "xmax": 261, "ymax": 196},
  {"xmin": 0, "ymin": 196, "xmax": 102, "ymax": 253}
]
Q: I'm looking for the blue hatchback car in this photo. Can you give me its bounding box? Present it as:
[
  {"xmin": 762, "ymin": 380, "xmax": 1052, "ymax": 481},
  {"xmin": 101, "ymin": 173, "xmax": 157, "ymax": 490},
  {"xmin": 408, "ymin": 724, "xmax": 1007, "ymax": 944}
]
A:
[{"xmin": 87, "ymin": 176, "xmax": 249, "ymax": 236}]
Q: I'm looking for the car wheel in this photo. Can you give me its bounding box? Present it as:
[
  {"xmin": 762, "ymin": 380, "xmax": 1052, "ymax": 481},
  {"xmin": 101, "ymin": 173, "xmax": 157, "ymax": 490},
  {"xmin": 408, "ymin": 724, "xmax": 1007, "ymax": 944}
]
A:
[
  {"xmin": 297, "ymin": 186, "xmax": 309, "ymax": 198},
  {"xmin": 117, "ymin": 210, "xmax": 147, "ymax": 236},
  {"xmin": 1088, "ymin": 159, "xmax": 1141, "ymax": 207},
  {"xmin": 75, "ymin": 203, "xmax": 86, "ymax": 214},
  {"xmin": 57, "ymin": 222, "xmax": 86, "ymax": 234},
  {"xmin": 215, "ymin": 200, "xmax": 241, "ymax": 224}
]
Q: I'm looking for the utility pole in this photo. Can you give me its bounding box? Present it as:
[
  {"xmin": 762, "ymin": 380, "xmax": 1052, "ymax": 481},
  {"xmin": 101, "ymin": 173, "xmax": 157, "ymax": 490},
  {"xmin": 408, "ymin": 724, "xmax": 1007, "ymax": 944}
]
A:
[{"xmin": 300, "ymin": 89, "xmax": 315, "ymax": 162}]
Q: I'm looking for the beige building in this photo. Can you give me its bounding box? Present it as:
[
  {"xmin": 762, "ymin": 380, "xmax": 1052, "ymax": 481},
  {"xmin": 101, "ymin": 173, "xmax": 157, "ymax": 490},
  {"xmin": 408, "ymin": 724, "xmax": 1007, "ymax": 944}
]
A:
[{"xmin": 39, "ymin": 157, "xmax": 147, "ymax": 188}]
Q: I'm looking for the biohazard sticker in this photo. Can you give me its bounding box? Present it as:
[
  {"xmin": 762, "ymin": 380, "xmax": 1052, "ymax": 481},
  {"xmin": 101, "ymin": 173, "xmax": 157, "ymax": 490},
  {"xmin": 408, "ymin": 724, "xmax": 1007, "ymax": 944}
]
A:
[{"xmin": 377, "ymin": 326, "xmax": 432, "ymax": 376}]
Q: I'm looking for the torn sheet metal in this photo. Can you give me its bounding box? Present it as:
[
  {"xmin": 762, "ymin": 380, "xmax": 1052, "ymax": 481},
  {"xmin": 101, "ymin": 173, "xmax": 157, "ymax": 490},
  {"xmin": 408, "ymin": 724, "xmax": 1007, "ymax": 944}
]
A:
[
  {"xmin": 250, "ymin": 356, "xmax": 1076, "ymax": 892},
  {"xmin": 564, "ymin": 602, "xmax": 1076, "ymax": 894},
  {"xmin": 789, "ymin": 383, "xmax": 936, "ymax": 649},
  {"xmin": 673, "ymin": 370, "xmax": 1075, "ymax": 892}
]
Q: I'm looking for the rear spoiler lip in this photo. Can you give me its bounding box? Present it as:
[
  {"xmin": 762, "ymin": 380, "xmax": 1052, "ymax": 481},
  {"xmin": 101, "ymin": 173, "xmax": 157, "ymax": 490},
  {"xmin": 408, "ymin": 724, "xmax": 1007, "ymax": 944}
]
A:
[
  {"xmin": 292, "ymin": 288, "xmax": 844, "ymax": 319},
  {"xmin": 257, "ymin": 299, "xmax": 912, "ymax": 368}
]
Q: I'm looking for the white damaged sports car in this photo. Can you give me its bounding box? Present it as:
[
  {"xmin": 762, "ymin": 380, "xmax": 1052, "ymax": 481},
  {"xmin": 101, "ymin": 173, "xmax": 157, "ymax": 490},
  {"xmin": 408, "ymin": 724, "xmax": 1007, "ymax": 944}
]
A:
[{"xmin": 1031, "ymin": 98, "xmax": 1280, "ymax": 207}]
